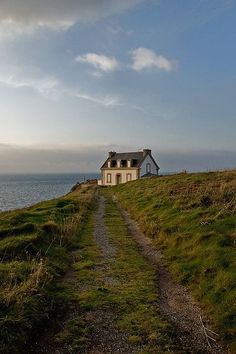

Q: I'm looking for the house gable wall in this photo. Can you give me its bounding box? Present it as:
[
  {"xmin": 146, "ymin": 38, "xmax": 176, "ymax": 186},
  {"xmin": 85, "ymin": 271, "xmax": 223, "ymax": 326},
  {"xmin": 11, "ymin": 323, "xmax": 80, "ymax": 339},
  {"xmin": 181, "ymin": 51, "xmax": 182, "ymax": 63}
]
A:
[{"xmin": 140, "ymin": 154, "xmax": 159, "ymax": 176}]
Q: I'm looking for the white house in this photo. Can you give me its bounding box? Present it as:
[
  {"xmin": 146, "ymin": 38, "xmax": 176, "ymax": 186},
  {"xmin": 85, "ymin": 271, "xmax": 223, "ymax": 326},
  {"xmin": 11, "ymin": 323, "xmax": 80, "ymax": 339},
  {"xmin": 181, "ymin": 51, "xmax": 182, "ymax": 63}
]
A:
[{"xmin": 99, "ymin": 149, "xmax": 159, "ymax": 186}]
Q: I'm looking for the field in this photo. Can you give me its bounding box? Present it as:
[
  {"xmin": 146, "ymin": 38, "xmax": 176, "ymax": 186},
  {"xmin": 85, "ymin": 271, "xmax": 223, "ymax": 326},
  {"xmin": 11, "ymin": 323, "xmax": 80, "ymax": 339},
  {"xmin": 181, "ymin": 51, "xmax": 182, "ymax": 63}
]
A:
[
  {"xmin": 0, "ymin": 186, "xmax": 95, "ymax": 353},
  {"xmin": 113, "ymin": 170, "xmax": 236, "ymax": 351},
  {"xmin": 0, "ymin": 170, "xmax": 235, "ymax": 353}
]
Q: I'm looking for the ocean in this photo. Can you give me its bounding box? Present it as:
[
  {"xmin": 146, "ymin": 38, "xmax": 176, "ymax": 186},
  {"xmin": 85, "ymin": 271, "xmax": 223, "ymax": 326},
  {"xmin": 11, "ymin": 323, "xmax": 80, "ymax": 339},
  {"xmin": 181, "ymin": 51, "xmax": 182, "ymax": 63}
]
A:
[{"xmin": 0, "ymin": 173, "xmax": 99, "ymax": 212}]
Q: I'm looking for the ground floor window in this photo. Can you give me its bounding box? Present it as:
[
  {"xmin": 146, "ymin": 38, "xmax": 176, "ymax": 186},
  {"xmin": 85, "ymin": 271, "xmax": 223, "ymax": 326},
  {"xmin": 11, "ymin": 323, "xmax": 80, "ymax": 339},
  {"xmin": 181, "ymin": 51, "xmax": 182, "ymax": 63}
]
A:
[
  {"xmin": 126, "ymin": 173, "xmax": 132, "ymax": 182},
  {"xmin": 107, "ymin": 173, "xmax": 112, "ymax": 183}
]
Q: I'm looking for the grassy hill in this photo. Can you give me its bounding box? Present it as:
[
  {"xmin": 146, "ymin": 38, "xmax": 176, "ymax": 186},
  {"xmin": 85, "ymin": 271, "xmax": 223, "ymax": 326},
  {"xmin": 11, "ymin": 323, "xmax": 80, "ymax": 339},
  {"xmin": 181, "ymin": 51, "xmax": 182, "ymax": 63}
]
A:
[
  {"xmin": 0, "ymin": 171, "xmax": 235, "ymax": 353},
  {"xmin": 113, "ymin": 170, "xmax": 236, "ymax": 351},
  {"xmin": 0, "ymin": 186, "xmax": 95, "ymax": 353}
]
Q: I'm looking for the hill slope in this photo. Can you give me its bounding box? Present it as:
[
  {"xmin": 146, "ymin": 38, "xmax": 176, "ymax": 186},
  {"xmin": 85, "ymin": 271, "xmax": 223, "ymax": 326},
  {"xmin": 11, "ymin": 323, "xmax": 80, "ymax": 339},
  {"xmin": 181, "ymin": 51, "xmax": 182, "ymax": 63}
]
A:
[
  {"xmin": 113, "ymin": 170, "xmax": 236, "ymax": 351},
  {"xmin": 0, "ymin": 187, "xmax": 95, "ymax": 353}
]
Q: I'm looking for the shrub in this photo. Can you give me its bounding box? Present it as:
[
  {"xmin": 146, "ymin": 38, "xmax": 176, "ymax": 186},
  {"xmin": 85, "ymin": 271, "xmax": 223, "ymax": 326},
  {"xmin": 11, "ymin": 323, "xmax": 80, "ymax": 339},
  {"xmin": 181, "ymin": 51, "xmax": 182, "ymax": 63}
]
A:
[
  {"xmin": 40, "ymin": 221, "xmax": 60, "ymax": 235},
  {"xmin": 0, "ymin": 223, "xmax": 36, "ymax": 238},
  {"xmin": 200, "ymin": 195, "xmax": 213, "ymax": 207}
]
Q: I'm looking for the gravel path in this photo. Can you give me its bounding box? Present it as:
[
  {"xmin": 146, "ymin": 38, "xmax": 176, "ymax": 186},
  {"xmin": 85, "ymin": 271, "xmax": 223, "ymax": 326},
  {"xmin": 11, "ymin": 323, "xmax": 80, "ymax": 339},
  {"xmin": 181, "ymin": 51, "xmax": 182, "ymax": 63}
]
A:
[
  {"xmin": 117, "ymin": 202, "xmax": 226, "ymax": 354},
  {"xmin": 93, "ymin": 196, "xmax": 116, "ymax": 259},
  {"xmin": 85, "ymin": 196, "xmax": 137, "ymax": 354}
]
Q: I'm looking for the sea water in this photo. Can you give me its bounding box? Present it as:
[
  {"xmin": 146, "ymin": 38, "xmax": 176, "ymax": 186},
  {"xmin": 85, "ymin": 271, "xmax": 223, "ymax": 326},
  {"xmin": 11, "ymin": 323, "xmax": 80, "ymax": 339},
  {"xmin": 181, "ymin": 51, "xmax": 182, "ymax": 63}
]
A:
[{"xmin": 0, "ymin": 173, "xmax": 99, "ymax": 211}]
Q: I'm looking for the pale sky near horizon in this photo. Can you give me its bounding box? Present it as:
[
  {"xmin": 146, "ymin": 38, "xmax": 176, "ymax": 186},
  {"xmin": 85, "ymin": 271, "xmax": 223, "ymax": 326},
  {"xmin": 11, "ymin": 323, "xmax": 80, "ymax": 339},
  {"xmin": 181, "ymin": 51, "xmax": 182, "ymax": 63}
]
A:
[{"xmin": 0, "ymin": 0, "xmax": 235, "ymax": 173}]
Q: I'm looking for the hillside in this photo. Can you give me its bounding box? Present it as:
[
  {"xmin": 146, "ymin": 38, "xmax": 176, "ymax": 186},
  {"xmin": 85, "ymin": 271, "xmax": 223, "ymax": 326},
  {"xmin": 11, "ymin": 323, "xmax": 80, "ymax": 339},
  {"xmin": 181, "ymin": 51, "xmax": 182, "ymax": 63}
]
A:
[
  {"xmin": 113, "ymin": 170, "xmax": 236, "ymax": 351},
  {"xmin": 0, "ymin": 186, "xmax": 95, "ymax": 353},
  {"xmin": 0, "ymin": 171, "xmax": 235, "ymax": 353}
]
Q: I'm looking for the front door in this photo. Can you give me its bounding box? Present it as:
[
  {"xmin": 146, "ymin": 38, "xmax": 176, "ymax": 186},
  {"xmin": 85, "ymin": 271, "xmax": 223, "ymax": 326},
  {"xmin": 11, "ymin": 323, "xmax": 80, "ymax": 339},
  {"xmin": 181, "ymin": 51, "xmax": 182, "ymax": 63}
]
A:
[{"xmin": 116, "ymin": 174, "xmax": 122, "ymax": 185}]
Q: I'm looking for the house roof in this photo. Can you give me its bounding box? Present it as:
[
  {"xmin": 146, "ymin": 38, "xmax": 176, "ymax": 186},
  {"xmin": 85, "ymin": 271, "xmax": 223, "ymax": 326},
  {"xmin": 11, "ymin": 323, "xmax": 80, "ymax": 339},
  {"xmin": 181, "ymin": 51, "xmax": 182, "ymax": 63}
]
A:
[{"xmin": 101, "ymin": 151, "xmax": 159, "ymax": 169}]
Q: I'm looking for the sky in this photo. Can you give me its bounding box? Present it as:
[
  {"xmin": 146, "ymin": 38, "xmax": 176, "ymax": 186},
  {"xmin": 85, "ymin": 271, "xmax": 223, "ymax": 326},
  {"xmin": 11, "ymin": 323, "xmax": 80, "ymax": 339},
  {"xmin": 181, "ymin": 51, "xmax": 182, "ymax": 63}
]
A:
[{"xmin": 0, "ymin": 0, "xmax": 235, "ymax": 173}]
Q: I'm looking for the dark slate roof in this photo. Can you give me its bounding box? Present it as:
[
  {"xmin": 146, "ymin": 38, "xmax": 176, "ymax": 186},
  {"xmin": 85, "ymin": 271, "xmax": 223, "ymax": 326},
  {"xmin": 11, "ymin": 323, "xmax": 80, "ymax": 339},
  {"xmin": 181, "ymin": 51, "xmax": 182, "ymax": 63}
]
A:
[
  {"xmin": 101, "ymin": 151, "xmax": 159, "ymax": 169},
  {"xmin": 101, "ymin": 152, "xmax": 144, "ymax": 168}
]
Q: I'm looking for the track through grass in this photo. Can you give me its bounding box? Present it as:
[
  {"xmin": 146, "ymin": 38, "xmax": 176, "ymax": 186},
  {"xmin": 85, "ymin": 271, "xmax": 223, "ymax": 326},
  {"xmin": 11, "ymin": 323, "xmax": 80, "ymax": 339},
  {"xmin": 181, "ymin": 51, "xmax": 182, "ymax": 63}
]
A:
[{"xmin": 64, "ymin": 191, "xmax": 178, "ymax": 353}]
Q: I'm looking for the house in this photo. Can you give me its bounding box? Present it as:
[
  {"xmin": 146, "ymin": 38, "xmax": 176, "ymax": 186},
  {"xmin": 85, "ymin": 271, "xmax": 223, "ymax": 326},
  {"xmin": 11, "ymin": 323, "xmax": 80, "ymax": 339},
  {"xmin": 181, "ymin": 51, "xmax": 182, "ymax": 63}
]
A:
[{"xmin": 99, "ymin": 149, "xmax": 159, "ymax": 186}]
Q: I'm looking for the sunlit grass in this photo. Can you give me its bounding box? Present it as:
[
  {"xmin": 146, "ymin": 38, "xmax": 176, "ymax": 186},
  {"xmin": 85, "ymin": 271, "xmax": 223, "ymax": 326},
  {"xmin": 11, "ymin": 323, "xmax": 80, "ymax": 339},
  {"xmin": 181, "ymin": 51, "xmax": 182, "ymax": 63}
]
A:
[{"xmin": 113, "ymin": 170, "xmax": 236, "ymax": 351}]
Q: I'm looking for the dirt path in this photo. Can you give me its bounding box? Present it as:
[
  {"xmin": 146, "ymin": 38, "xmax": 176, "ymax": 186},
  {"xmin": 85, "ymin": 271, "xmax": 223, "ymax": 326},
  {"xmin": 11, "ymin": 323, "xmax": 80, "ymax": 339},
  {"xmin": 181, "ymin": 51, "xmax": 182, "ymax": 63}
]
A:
[
  {"xmin": 117, "ymin": 200, "xmax": 226, "ymax": 354},
  {"xmin": 84, "ymin": 196, "xmax": 137, "ymax": 354},
  {"xmin": 28, "ymin": 194, "xmax": 226, "ymax": 354}
]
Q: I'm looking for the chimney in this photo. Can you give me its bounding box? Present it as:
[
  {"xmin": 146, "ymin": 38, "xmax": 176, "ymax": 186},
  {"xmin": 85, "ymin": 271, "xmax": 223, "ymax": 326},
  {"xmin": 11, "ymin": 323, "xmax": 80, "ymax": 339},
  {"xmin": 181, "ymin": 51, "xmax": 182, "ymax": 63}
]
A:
[
  {"xmin": 143, "ymin": 148, "xmax": 151, "ymax": 156},
  {"xmin": 109, "ymin": 151, "xmax": 116, "ymax": 158}
]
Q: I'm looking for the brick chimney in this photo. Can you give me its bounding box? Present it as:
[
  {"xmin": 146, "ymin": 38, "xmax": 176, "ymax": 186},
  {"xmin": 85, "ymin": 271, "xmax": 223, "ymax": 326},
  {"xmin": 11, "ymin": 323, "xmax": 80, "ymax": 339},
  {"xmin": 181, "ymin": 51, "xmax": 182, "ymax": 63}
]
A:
[
  {"xmin": 109, "ymin": 151, "xmax": 116, "ymax": 158},
  {"xmin": 143, "ymin": 149, "xmax": 151, "ymax": 156}
]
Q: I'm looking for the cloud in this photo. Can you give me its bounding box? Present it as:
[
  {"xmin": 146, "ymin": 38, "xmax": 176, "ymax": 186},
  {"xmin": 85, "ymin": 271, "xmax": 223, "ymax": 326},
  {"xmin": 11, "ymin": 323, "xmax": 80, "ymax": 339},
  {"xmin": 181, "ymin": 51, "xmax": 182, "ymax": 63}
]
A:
[
  {"xmin": 0, "ymin": 0, "xmax": 143, "ymax": 30},
  {"xmin": 130, "ymin": 47, "xmax": 176, "ymax": 72},
  {"xmin": 0, "ymin": 144, "xmax": 235, "ymax": 174},
  {"xmin": 0, "ymin": 71, "xmax": 120, "ymax": 107},
  {"xmin": 76, "ymin": 53, "xmax": 119, "ymax": 72},
  {"xmin": 0, "ymin": 74, "xmax": 61, "ymax": 99},
  {"xmin": 70, "ymin": 91, "xmax": 121, "ymax": 107}
]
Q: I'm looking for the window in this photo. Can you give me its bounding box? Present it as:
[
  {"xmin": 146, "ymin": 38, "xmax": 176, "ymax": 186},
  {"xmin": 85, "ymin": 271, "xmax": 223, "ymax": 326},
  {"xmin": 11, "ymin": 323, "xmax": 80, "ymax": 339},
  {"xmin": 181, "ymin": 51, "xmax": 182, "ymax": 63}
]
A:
[
  {"xmin": 146, "ymin": 163, "xmax": 151, "ymax": 173},
  {"xmin": 126, "ymin": 173, "xmax": 132, "ymax": 182},
  {"xmin": 107, "ymin": 173, "xmax": 112, "ymax": 183},
  {"xmin": 121, "ymin": 160, "xmax": 127, "ymax": 167}
]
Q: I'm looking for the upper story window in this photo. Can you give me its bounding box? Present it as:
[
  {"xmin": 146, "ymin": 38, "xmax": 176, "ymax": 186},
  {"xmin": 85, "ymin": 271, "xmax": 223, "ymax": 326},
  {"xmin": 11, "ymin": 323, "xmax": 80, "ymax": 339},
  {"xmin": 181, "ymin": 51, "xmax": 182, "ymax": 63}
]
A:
[
  {"xmin": 121, "ymin": 160, "xmax": 127, "ymax": 167},
  {"xmin": 132, "ymin": 159, "xmax": 138, "ymax": 167},
  {"xmin": 107, "ymin": 173, "xmax": 112, "ymax": 183},
  {"xmin": 146, "ymin": 163, "xmax": 151, "ymax": 173},
  {"xmin": 111, "ymin": 160, "xmax": 117, "ymax": 167}
]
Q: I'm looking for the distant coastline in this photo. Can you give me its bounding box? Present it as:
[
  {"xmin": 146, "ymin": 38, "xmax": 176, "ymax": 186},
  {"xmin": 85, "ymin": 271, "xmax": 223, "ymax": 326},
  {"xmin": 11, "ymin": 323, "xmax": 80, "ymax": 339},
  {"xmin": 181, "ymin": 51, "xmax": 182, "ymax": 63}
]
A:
[{"xmin": 0, "ymin": 173, "xmax": 99, "ymax": 212}]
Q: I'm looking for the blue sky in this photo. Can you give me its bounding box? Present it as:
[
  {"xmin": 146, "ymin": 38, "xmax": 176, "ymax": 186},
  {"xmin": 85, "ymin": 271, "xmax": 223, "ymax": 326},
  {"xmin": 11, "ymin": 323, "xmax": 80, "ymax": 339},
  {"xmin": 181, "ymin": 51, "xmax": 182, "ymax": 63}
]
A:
[{"xmin": 0, "ymin": 0, "xmax": 235, "ymax": 172}]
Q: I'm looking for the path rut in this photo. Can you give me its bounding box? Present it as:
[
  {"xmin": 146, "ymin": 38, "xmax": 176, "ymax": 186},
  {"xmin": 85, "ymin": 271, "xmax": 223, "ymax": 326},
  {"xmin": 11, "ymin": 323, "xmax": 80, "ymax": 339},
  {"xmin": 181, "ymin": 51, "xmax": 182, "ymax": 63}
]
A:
[{"xmin": 117, "ymin": 200, "xmax": 226, "ymax": 354}]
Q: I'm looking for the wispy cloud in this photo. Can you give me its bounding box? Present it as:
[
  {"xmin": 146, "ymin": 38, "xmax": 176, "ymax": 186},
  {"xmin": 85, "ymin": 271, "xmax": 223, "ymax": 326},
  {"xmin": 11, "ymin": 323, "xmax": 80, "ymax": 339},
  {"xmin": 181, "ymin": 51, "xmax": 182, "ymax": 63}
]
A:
[
  {"xmin": 76, "ymin": 53, "xmax": 119, "ymax": 72},
  {"xmin": 130, "ymin": 47, "xmax": 177, "ymax": 72},
  {"xmin": 107, "ymin": 25, "xmax": 134, "ymax": 36},
  {"xmin": 0, "ymin": 71, "xmax": 121, "ymax": 107},
  {"xmin": 0, "ymin": 74, "xmax": 60, "ymax": 98},
  {"xmin": 70, "ymin": 91, "xmax": 121, "ymax": 107}
]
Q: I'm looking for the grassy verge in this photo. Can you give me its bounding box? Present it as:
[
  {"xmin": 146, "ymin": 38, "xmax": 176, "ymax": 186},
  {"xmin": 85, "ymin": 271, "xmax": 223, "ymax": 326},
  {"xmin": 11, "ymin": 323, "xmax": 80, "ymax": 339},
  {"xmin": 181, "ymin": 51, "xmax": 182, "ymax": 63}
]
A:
[
  {"xmin": 66, "ymin": 190, "xmax": 178, "ymax": 353},
  {"xmin": 0, "ymin": 186, "xmax": 96, "ymax": 354},
  {"xmin": 112, "ymin": 170, "xmax": 236, "ymax": 351}
]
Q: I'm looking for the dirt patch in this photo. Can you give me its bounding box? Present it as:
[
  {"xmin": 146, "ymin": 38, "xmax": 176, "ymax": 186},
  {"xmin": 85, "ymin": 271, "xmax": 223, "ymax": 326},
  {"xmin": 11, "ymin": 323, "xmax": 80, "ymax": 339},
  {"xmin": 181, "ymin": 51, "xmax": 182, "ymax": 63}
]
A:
[{"xmin": 117, "ymin": 202, "xmax": 227, "ymax": 354}]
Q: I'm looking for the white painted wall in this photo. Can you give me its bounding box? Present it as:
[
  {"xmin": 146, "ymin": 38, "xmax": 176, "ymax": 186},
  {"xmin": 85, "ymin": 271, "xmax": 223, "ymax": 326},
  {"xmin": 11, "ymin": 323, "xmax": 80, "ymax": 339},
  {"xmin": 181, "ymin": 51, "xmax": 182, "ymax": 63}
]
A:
[
  {"xmin": 102, "ymin": 169, "xmax": 138, "ymax": 186},
  {"xmin": 140, "ymin": 154, "xmax": 159, "ymax": 176}
]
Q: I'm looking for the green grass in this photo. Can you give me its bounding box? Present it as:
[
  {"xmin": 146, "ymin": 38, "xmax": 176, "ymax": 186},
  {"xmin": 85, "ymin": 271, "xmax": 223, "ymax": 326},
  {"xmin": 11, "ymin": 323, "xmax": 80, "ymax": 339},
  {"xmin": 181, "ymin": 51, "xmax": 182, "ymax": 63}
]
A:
[
  {"xmin": 103, "ymin": 194, "xmax": 175, "ymax": 353},
  {"xmin": 0, "ymin": 186, "xmax": 96, "ymax": 354},
  {"xmin": 112, "ymin": 170, "xmax": 236, "ymax": 352},
  {"xmin": 63, "ymin": 191, "xmax": 178, "ymax": 353}
]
